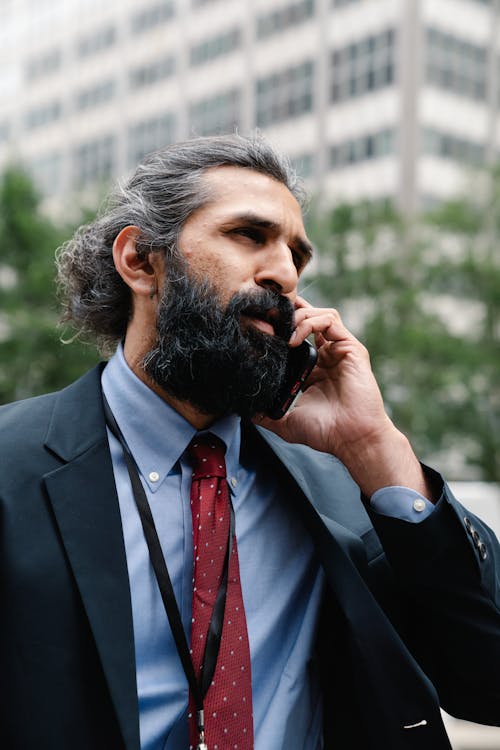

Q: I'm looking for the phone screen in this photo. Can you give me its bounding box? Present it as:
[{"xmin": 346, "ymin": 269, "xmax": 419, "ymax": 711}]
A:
[{"xmin": 266, "ymin": 339, "xmax": 317, "ymax": 420}]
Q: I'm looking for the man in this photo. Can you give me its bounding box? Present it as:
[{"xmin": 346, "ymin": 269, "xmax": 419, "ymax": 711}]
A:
[{"xmin": 0, "ymin": 134, "xmax": 498, "ymax": 750}]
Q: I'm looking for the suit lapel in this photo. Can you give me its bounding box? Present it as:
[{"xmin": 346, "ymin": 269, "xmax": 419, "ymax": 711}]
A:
[{"xmin": 43, "ymin": 367, "xmax": 140, "ymax": 750}]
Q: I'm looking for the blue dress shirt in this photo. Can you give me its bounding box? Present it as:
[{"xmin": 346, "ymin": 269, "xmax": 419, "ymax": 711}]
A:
[{"xmin": 102, "ymin": 345, "xmax": 434, "ymax": 750}]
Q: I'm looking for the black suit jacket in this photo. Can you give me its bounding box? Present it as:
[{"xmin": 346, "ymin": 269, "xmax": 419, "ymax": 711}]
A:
[{"xmin": 1, "ymin": 366, "xmax": 499, "ymax": 749}]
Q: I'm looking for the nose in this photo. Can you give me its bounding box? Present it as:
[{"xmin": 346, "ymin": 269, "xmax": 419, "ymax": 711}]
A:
[{"xmin": 254, "ymin": 242, "xmax": 298, "ymax": 297}]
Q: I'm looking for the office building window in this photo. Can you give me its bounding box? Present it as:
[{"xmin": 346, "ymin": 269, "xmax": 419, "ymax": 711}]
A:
[
  {"xmin": 330, "ymin": 128, "xmax": 395, "ymax": 168},
  {"xmin": 331, "ymin": 29, "xmax": 396, "ymax": 103},
  {"xmin": 30, "ymin": 151, "xmax": 63, "ymax": 196},
  {"xmin": 25, "ymin": 48, "xmax": 61, "ymax": 81},
  {"xmin": 256, "ymin": 60, "xmax": 314, "ymax": 127},
  {"xmin": 0, "ymin": 121, "xmax": 10, "ymax": 143},
  {"xmin": 128, "ymin": 113, "xmax": 176, "ymax": 166},
  {"xmin": 189, "ymin": 88, "xmax": 241, "ymax": 136},
  {"xmin": 131, "ymin": 1, "xmax": 175, "ymax": 34},
  {"xmin": 190, "ymin": 27, "xmax": 241, "ymax": 66},
  {"xmin": 77, "ymin": 25, "xmax": 116, "ymax": 57},
  {"xmin": 192, "ymin": 0, "xmax": 224, "ymax": 7},
  {"xmin": 291, "ymin": 152, "xmax": 315, "ymax": 178},
  {"xmin": 75, "ymin": 80, "xmax": 116, "ymax": 111},
  {"xmin": 24, "ymin": 100, "xmax": 61, "ymax": 130},
  {"xmin": 257, "ymin": 0, "xmax": 315, "ymax": 40},
  {"xmin": 129, "ymin": 56, "xmax": 176, "ymax": 89},
  {"xmin": 425, "ymin": 28, "xmax": 487, "ymax": 101},
  {"xmin": 73, "ymin": 134, "xmax": 116, "ymax": 188},
  {"xmin": 422, "ymin": 128, "xmax": 484, "ymax": 165}
]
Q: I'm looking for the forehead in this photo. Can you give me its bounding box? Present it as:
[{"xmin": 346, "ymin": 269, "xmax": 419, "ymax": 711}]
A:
[{"xmin": 196, "ymin": 165, "xmax": 305, "ymax": 226}]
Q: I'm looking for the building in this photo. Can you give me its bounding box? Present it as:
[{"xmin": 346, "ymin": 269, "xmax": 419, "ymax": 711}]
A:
[{"xmin": 0, "ymin": 0, "xmax": 498, "ymax": 216}]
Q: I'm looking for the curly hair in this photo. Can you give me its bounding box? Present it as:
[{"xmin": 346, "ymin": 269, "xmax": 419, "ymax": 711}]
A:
[{"xmin": 56, "ymin": 133, "xmax": 305, "ymax": 355}]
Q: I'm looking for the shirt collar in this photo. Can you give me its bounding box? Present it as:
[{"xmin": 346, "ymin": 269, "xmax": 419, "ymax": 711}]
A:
[{"xmin": 101, "ymin": 344, "xmax": 241, "ymax": 492}]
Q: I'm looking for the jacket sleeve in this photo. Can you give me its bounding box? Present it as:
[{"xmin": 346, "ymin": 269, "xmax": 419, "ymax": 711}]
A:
[{"xmin": 367, "ymin": 477, "xmax": 500, "ymax": 726}]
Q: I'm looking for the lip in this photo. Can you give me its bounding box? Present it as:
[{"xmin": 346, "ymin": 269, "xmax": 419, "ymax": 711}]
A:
[{"xmin": 241, "ymin": 315, "xmax": 275, "ymax": 336}]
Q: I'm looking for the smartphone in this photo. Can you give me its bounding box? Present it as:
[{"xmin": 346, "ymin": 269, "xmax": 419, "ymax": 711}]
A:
[{"xmin": 266, "ymin": 339, "xmax": 318, "ymax": 420}]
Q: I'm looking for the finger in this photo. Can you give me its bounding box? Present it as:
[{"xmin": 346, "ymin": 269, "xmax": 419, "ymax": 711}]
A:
[
  {"xmin": 290, "ymin": 311, "xmax": 351, "ymax": 347},
  {"xmin": 294, "ymin": 295, "xmax": 313, "ymax": 310},
  {"xmin": 294, "ymin": 305, "xmax": 343, "ymax": 325}
]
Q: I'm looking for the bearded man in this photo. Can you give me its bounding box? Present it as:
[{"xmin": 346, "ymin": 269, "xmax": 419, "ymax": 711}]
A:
[{"xmin": 0, "ymin": 134, "xmax": 498, "ymax": 750}]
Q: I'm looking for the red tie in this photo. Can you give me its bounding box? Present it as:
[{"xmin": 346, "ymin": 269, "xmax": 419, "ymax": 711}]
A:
[{"xmin": 188, "ymin": 434, "xmax": 254, "ymax": 750}]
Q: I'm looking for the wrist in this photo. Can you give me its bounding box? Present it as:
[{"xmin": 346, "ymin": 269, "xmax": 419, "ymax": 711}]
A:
[{"xmin": 337, "ymin": 423, "xmax": 432, "ymax": 500}]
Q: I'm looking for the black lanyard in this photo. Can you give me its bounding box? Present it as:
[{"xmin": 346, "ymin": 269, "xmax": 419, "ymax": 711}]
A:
[{"xmin": 102, "ymin": 394, "xmax": 234, "ymax": 747}]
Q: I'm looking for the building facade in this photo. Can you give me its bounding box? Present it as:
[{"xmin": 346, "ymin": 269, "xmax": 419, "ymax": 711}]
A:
[{"xmin": 0, "ymin": 0, "xmax": 498, "ymax": 214}]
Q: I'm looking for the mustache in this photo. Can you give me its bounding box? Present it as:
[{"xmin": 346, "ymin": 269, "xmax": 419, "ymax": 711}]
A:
[{"xmin": 225, "ymin": 287, "xmax": 295, "ymax": 341}]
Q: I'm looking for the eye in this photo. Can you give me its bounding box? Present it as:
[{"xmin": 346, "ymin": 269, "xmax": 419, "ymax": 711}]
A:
[
  {"xmin": 233, "ymin": 227, "xmax": 265, "ymax": 244},
  {"xmin": 291, "ymin": 248, "xmax": 305, "ymax": 272}
]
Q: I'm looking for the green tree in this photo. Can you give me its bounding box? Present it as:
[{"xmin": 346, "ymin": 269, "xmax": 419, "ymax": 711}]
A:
[
  {"xmin": 0, "ymin": 165, "xmax": 99, "ymax": 403},
  {"xmin": 305, "ymin": 191, "xmax": 500, "ymax": 482}
]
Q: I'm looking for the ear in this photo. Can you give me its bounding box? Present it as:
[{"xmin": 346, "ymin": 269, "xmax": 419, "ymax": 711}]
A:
[{"xmin": 112, "ymin": 225, "xmax": 164, "ymax": 298}]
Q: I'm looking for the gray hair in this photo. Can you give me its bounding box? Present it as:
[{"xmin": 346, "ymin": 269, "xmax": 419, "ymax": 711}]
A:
[{"xmin": 56, "ymin": 133, "xmax": 305, "ymax": 355}]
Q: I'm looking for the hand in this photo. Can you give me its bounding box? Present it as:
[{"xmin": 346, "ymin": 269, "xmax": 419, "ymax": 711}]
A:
[{"xmin": 255, "ymin": 297, "xmax": 433, "ymax": 499}]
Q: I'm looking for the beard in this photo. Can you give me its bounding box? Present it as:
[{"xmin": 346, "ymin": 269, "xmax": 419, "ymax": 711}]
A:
[{"xmin": 142, "ymin": 266, "xmax": 295, "ymax": 419}]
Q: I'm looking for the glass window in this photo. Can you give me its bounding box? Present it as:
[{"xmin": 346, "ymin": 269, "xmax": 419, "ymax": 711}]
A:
[
  {"xmin": 330, "ymin": 28, "xmax": 396, "ymax": 103},
  {"xmin": 329, "ymin": 128, "xmax": 396, "ymax": 169},
  {"xmin": 0, "ymin": 120, "xmax": 10, "ymax": 143},
  {"xmin": 73, "ymin": 134, "xmax": 116, "ymax": 189},
  {"xmin": 291, "ymin": 152, "xmax": 315, "ymax": 178},
  {"xmin": 425, "ymin": 27, "xmax": 487, "ymax": 102},
  {"xmin": 30, "ymin": 151, "xmax": 63, "ymax": 196},
  {"xmin": 189, "ymin": 88, "xmax": 241, "ymax": 136},
  {"xmin": 24, "ymin": 100, "xmax": 62, "ymax": 130},
  {"xmin": 128, "ymin": 113, "xmax": 176, "ymax": 166},
  {"xmin": 190, "ymin": 27, "xmax": 241, "ymax": 66},
  {"xmin": 422, "ymin": 127, "xmax": 484, "ymax": 165},
  {"xmin": 256, "ymin": 60, "xmax": 314, "ymax": 127},
  {"xmin": 75, "ymin": 80, "xmax": 116, "ymax": 111},
  {"xmin": 256, "ymin": 0, "xmax": 315, "ymax": 40},
  {"xmin": 25, "ymin": 47, "xmax": 61, "ymax": 82},
  {"xmin": 77, "ymin": 25, "xmax": 116, "ymax": 58},
  {"xmin": 131, "ymin": 1, "xmax": 175, "ymax": 34},
  {"xmin": 129, "ymin": 56, "xmax": 176, "ymax": 89}
]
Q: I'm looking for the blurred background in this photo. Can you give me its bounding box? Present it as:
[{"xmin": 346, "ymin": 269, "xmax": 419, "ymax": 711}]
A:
[{"xmin": 0, "ymin": 1, "xmax": 499, "ymax": 744}]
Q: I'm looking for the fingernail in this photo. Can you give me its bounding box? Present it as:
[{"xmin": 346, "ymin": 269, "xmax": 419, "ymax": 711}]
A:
[{"xmin": 290, "ymin": 330, "xmax": 297, "ymax": 343}]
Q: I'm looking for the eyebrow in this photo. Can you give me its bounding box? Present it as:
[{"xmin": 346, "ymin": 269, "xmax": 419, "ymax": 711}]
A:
[{"xmin": 223, "ymin": 211, "xmax": 314, "ymax": 267}]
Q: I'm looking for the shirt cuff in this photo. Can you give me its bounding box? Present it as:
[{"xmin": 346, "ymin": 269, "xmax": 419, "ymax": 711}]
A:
[{"xmin": 370, "ymin": 486, "xmax": 436, "ymax": 523}]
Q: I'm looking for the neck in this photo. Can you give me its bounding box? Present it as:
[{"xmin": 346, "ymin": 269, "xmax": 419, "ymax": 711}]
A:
[{"xmin": 123, "ymin": 337, "xmax": 218, "ymax": 431}]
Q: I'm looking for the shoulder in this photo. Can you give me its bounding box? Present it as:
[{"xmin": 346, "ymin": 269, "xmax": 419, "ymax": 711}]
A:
[
  {"xmin": 0, "ymin": 365, "xmax": 105, "ymax": 470},
  {"xmin": 0, "ymin": 390, "xmax": 59, "ymax": 449}
]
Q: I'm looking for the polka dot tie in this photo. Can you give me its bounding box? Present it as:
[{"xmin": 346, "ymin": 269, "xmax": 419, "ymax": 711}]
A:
[{"xmin": 188, "ymin": 434, "xmax": 254, "ymax": 750}]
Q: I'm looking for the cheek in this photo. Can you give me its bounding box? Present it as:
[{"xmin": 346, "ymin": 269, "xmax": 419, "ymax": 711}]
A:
[{"xmin": 185, "ymin": 251, "xmax": 252, "ymax": 298}]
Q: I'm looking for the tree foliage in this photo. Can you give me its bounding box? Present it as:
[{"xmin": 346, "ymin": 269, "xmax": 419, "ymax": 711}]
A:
[
  {"xmin": 305, "ymin": 186, "xmax": 500, "ymax": 482},
  {"xmin": 0, "ymin": 165, "xmax": 99, "ymax": 403}
]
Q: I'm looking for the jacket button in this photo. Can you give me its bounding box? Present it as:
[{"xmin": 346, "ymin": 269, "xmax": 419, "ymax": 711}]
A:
[
  {"xmin": 472, "ymin": 530, "xmax": 480, "ymax": 546},
  {"xmin": 478, "ymin": 543, "xmax": 487, "ymax": 561},
  {"xmin": 464, "ymin": 517, "xmax": 472, "ymax": 533}
]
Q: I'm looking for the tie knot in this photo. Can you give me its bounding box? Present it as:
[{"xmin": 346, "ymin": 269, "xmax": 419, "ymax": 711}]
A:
[{"xmin": 188, "ymin": 433, "xmax": 227, "ymax": 480}]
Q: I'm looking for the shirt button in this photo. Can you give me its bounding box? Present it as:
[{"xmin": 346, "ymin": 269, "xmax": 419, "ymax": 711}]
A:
[
  {"xmin": 149, "ymin": 471, "xmax": 160, "ymax": 483},
  {"xmin": 413, "ymin": 499, "xmax": 426, "ymax": 513},
  {"xmin": 230, "ymin": 477, "xmax": 238, "ymax": 488}
]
